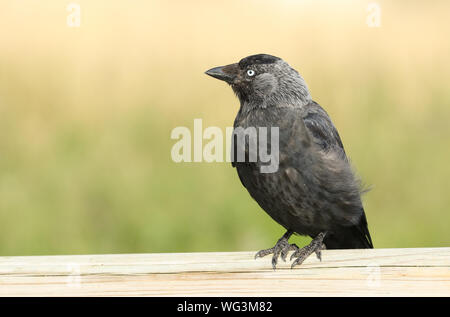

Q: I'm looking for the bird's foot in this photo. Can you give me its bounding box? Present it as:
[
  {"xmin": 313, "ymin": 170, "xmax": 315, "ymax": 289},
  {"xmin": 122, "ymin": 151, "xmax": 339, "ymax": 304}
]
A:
[
  {"xmin": 254, "ymin": 230, "xmax": 299, "ymax": 270},
  {"xmin": 290, "ymin": 232, "xmax": 326, "ymax": 268}
]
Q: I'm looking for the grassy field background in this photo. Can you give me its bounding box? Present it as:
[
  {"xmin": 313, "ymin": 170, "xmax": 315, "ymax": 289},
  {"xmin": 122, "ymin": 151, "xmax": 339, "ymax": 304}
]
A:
[{"xmin": 0, "ymin": 0, "xmax": 449, "ymax": 255}]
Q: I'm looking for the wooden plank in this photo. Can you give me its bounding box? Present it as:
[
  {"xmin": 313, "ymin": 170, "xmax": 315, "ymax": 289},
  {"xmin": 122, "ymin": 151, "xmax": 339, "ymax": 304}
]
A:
[{"xmin": 0, "ymin": 248, "xmax": 449, "ymax": 296}]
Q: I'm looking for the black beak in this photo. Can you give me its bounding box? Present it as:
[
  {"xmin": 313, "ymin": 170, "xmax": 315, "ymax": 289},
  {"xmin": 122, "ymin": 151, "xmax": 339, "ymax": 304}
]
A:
[{"xmin": 205, "ymin": 64, "xmax": 238, "ymax": 84}]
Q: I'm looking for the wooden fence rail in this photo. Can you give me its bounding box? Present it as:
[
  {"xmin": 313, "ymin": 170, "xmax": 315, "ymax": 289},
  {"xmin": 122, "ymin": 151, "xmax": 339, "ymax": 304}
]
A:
[{"xmin": 0, "ymin": 247, "xmax": 449, "ymax": 296}]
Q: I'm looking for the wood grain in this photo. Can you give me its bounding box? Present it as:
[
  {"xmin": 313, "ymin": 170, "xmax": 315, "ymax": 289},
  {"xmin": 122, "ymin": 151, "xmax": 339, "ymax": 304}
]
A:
[{"xmin": 0, "ymin": 247, "xmax": 449, "ymax": 296}]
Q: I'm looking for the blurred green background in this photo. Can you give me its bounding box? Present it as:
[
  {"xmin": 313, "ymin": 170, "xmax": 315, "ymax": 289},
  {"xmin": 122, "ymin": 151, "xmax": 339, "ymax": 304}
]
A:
[{"xmin": 0, "ymin": 0, "xmax": 449, "ymax": 256}]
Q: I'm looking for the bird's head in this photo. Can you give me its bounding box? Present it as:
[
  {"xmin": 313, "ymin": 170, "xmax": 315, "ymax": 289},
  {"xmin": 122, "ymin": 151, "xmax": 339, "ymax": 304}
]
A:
[{"xmin": 205, "ymin": 54, "xmax": 311, "ymax": 106}]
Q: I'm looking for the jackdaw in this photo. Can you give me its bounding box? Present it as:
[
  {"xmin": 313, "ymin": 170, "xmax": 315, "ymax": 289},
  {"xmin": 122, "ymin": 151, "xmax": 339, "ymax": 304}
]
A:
[{"xmin": 205, "ymin": 54, "xmax": 373, "ymax": 269}]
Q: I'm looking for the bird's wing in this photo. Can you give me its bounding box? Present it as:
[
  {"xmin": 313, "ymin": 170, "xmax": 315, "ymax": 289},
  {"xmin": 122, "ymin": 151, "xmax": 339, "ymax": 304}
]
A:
[
  {"xmin": 300, "ymin": 102, "xmax": 372, "ymax": 247},
  {"xmin": 302, "ymin": 101, "xmax": 346, "ymax": 155}
]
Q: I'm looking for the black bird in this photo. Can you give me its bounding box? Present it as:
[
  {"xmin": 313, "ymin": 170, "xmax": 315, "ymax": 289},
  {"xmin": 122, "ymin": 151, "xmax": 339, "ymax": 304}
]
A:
[{"xmin": 205, "ymin": 54, "xmax": 373, "ymax": 269}]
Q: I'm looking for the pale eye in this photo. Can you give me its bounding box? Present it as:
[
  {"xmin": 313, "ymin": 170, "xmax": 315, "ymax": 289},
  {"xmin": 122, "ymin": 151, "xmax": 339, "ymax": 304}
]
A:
[{"xmin": 246, "ymin": 69, "xmax": 255, "ymax": 77}]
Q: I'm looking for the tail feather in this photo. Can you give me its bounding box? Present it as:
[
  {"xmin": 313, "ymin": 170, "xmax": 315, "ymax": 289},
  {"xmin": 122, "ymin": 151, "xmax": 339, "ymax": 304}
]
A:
[{"xmin": 324, "ymin": 212, "xmax": 373, "ymax": 249}]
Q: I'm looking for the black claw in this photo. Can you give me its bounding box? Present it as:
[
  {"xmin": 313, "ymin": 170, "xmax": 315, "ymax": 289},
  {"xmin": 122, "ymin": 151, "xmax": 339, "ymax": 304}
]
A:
[
  {"xmin": 254, "ymin": 247, "xmax": 274, "ymax": 259},
  {"xmin": 290, "ymin": 232, "xmax": 326, "ymax": 269},
  {"xmin": 254, "ymin": 231, "xmax": 298, "ymax": 269},
  {"xmin": 280, "ymin": 250, "xmax": 287, "ymax": 262},
  {"xmin": 315, "ymin": 249, "xmax": 322, "ymax": 261},
  {"xmin": 271, "ymin": 256, "xmax": 277, "ymax": 270}
]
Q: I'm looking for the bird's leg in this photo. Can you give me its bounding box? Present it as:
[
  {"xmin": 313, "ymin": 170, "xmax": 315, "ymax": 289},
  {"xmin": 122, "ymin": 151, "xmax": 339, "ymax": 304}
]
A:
[
  {"xmin": 290, "ymin": 232, "xmax": 327, "ymax": 268},
  {"xmin": 254, "ymin": 230, "xmax": 299, "ymax": 270}
]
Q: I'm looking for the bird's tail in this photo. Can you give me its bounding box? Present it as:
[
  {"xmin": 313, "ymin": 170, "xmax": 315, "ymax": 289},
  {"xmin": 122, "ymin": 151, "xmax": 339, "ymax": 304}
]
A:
[{"xmin": 323, "ymin": 212, "xmax": 373, "ymax": 249}]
